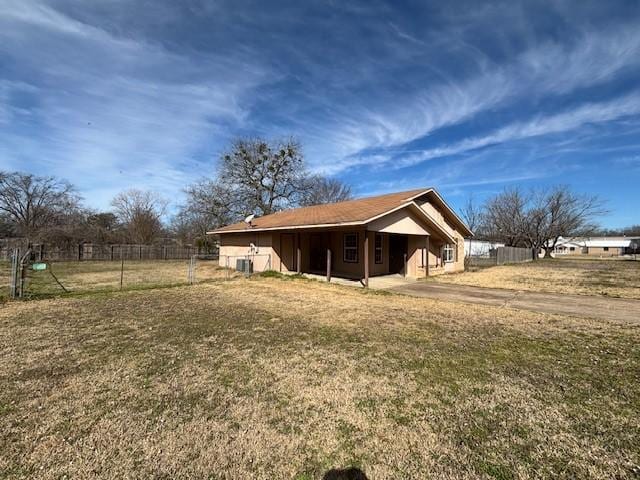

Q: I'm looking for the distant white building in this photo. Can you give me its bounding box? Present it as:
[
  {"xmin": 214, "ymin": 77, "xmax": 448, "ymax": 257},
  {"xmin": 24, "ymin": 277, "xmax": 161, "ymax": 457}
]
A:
[
  {"xmin": 553, "ymin": 236, "xmax": 639, "ymax": 256},
  {"xmin": 464, "ymin": 239, "xmax": 505, "ymax": 257}
]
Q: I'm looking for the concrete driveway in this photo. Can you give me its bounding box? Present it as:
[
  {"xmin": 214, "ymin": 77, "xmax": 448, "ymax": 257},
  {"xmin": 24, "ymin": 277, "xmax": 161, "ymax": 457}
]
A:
[{"xmin": 384, "ymin": 282, "xmax": 640, "ymax": 323}]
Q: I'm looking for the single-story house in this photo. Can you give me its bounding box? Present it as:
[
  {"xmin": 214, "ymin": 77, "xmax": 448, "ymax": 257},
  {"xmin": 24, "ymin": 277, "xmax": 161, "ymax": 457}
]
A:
[
  {"xmin": 553, "ymin": 236, "xmax": 639, "ymax": 256},
  {"xmin": 208, "ymin": 188, "xmax": 473, "ymax": 285}
]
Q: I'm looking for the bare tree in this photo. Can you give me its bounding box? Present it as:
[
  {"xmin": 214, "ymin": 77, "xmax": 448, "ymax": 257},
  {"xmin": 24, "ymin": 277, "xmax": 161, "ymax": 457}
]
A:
[
  {"xmin": 483, "ymin": 187, "xmax": 530, "ymax": 247},
  {"xmin": 111, "ymin": 189, "xmax": 167, "ymax": 244},
  {"xmin": 171, "ymin": 180, "xmax": 235, "ymax": 251},
  {"xmin": 459, "ymin": 194, "xmax": 483, "ymax": 257},
  {"xmin": 540, "ymin": 186, "xmax": 605, "ymax": 257},
  {"xmin": 220, "ymin": 137, "xmax": 307, "ymax": 216},
  {"xmin": 623, "ymin": 225, "xmax": 640, "ymax": 236},
  {"xmin": 0, "ymin": 171, "xmax": 80, "ymax": 243},
  {"xmin": 483, "ymin": 185, "xmax": 605, "ymax": 258},
  {"xmin": 595, "ymin": 224, "xmax": 640, "ymax": 236},
  {"xmin": 300, "ymin": 176, "xmax": 352, "ymax": 206},
  {"xmin": 85, "ymin": 212, "xmax": 125, "ymax": 244}
]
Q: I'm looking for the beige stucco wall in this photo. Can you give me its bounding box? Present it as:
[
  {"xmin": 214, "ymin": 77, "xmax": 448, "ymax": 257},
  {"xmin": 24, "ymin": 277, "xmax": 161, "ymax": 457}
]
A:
[
  {"xmin": 218, "ymin": 232, "xmax": 274, "ymax": 272},
  {"xmin": 368, "ymin": 231, "xmax": 389, "ymax": 276},
  {"xmin": 410, "ymin": 230, "xmax": 465, "ymax": 277},
  {"xmin": 327, "ymin": 228, "xmax": 367, "ymax": 278},
  {"xmin": 368, "ymin": 209, "xmax": 430, "ymax": 235},
  {"xmin": 417, "ymin": 200, "xmax": 457, "ymax": 238}
]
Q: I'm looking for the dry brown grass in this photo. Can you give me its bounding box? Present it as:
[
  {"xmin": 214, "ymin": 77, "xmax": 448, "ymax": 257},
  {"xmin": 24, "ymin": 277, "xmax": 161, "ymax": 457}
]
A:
[
  {"xmin": 1, "ymin": 276, "xmax": 638, "ymax": 479},
  {"xmin": 433, "ymin": 257, "xmax": 640, "ymax": 299},
  {"xmin": 1, "ymin": 259, "xmax": 232, "ymax": 300}
]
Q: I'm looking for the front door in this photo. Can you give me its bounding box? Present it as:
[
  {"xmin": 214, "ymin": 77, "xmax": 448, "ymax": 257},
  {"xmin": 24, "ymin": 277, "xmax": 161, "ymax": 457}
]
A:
[
  {"xmin": 389, "ymin": 234, "xmax": 408, "ymax": 274},
  {"xmin": 309, "ymin": 234, "xmax": 327, "ymax": 271}
]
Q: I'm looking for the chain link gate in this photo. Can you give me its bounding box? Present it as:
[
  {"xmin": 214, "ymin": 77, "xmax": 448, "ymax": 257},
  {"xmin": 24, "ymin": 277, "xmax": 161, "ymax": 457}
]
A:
[{"xmin": 9, "ymin": 248, "xmax": 32, "ymax": 299}]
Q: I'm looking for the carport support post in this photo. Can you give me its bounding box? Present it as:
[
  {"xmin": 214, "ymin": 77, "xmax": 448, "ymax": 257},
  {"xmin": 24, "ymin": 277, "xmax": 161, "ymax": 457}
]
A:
[
  {"xmin": 326, "ymin": 248, "xmax": 331, "ymax": 283},
  {"xmin": 425, "ymin": 236, "xmax": 430, "ymax": 277},
  {"xmin": 403, "ymin": 253, "xmax": 408, "ymax": 278},
  {"xmin": 296, "ymin": 234, "xmax": 301, "ymax": 274},
  {"xmin": 363, "ymin": 233, "xmax": 369, "ymax": 288}
]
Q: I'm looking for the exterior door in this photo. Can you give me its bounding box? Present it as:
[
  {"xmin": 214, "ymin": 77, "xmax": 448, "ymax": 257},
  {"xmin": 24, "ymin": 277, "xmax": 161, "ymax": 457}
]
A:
[
  {"xmin": 309, "ymin": 234, "xmax": 327, "ymax": 271},
  {"xmin": 389, "ymin": 234, "xmax": 408, "ymax": 274},
  {"xmin": 280, "ymin": 233, "xmax": 295, "ymax": 272}
]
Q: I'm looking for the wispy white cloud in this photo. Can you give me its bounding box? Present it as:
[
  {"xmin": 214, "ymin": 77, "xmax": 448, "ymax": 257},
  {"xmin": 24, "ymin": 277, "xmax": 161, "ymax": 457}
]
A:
[
  {"xmin": 0, "ymin": 0, "xmax": 273, "ymax": 206},
  {"xmin": 307, "ymin": 22, "xmax": 640, "ymax": 173},
  {"xmin": 0, "ymin": 0, "xmax": 639, "ymax": 219},
  {"xmin": 392, "ymin": 92, "xmax": 640, "ymax": 168}
]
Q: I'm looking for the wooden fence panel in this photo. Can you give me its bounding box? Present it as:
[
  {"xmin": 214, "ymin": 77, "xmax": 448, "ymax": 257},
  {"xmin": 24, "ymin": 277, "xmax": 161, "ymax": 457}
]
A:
[
  {"xmin": 495, "ymin": 246, "xmax": 534, "ymax": 265},
  {"xmin": 1, "ymin": 242, "xmax": 211, "ymax": 262},
  {"xmin": 468, "ymin": 246, "xmax": 534, "ymax": 266}
]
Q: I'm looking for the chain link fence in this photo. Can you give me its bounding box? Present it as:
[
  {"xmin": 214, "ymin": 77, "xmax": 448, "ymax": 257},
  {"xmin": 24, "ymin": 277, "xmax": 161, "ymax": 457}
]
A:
[{"xmin": 2, "ymin": 250, "xmax": 234, "ymax": 301}]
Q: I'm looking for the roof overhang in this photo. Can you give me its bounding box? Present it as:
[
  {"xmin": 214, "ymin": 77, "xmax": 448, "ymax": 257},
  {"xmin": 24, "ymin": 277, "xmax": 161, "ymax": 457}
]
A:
[
  {"xmin": 208, "ymin": 220, "xmax": 365, "ymax": 234},
  {"xmin": 209, "ymin": 201, "xmax": 459, "ymax": 244}
]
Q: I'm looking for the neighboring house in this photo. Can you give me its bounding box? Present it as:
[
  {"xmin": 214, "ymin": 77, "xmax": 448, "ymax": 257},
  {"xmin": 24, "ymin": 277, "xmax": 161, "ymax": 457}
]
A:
[
  {"xmin": 464, "ymin": 239, "xmax": 505, "ymax": 257},
  {"xmin": 554, "ymin": 236, "xmax": 639, "ymax": 256},
  {"xmin": 209, "ymin": 188, "xmax": 473, "ymax": 284}
]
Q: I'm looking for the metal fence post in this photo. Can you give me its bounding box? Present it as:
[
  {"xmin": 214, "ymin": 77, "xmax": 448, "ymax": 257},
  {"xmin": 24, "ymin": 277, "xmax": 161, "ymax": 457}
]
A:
[
  {"xmin": 9, "ymin": 248, "xmax": 19, "ymax": 299},
  {"xmin": 120, "ymin": 255, "xmax": 124, "ymax": 290}
]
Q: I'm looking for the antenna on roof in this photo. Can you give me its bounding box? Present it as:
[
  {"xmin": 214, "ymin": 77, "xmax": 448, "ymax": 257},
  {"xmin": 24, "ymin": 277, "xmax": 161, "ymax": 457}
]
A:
[{"xmin": 244, "ymin": 214, "xmax": 255, "ymax": 227}]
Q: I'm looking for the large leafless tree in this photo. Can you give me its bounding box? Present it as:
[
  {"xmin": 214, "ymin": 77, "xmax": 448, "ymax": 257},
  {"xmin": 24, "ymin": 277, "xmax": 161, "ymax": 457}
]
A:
[
  {"xmin": 219, "ymin": 138, "xmax": 307, "ymax": 216},
  {"xmin": 111, "ymin": 189, "xmax": 167, "ymax": 244},
  {"xmin": 172, "ymin": 180, "xmax": 235, "ymax": 251},
  {"xmin": 482, "ymin": 185, "xmax": 605, "ymax": 257},
  {"xmin": 483, "ymin": 187, "xmax": 530, "ymax": 247},
  {"xmin": 300, "ymin": 176, "xmax": 352, "ymax": 206},
  {"xmin": 538, "ymin": 187, "xmax": 605, "ymax": 257},
  {"xmin": 176, "ymin": 138, "xmax": 354, "ymax": 247},
  {"xmin": 0, "ymin": 171, "xmax": 80, "ymax": 243}
]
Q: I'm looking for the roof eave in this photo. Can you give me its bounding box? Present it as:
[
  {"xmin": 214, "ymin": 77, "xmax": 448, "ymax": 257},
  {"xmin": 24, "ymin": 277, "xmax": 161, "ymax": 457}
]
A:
[{"xmin": 207, "ymin": 220, "xmax": 366, "ymax": 235}]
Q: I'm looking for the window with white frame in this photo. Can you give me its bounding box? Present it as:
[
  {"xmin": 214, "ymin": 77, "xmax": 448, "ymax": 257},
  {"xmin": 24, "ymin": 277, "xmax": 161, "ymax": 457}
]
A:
[
  {"xmin": 374, "ymin": 233, "xmax": 383, "ymax": 264},
  {"xmin": 443, "ymin": 244, "xmax": 455, "ymax": 263},
  {"xmin": 343, "ymin": 233, "xmax": 358, "ymax": 263}
]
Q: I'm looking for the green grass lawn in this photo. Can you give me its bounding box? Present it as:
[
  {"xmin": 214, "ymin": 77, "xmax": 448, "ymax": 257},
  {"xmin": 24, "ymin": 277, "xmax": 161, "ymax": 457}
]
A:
[{"xmin": 1, "ymin": 276, "xmax": 638, "ymax": 479}]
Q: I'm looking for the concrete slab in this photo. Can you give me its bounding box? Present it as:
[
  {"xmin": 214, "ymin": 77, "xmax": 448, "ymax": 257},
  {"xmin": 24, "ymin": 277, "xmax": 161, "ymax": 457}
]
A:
[{"xmin": 384, "ymin": 282, "xmax": 640, "ymax": 323}]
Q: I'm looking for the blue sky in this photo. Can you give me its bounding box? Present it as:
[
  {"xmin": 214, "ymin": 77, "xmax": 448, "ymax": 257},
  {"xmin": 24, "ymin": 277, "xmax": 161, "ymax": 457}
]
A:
[{"xmin": 1, "ymin": 0, "xmax": 639, "ymax": 227}]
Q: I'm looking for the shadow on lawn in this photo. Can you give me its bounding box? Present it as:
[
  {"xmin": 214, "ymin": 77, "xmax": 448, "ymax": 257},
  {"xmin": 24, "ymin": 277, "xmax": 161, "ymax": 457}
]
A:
[{"xmin": 322, "ymin": 467, "xmax": 369, "ymax": 480}]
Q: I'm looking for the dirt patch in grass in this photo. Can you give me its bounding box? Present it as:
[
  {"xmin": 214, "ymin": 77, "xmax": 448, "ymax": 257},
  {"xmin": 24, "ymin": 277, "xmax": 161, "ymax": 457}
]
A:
[
  {"xmin": 1, "ymin": 277, "xmax": 638, "ymax": 479},
  {"xmin": 434, "ymin": 257, "xmax": 640, "ymax": 299}
]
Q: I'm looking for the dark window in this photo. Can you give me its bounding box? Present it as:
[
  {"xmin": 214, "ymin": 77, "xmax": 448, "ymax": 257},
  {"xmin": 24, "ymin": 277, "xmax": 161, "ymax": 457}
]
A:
[
  {"xmin": 569, "ymin": 247, "xmax": 575, "ymax": 251},
  {"xmin": 374, "ymin": 233, "xmax": 383, "ymax": 264},
  {"xmin": 343, "ymin": 233, "xmax": 358, "ymax": 263},
  {"xmin": 603, "ymin": 247, "xmax": 609, "ymax": 251}
]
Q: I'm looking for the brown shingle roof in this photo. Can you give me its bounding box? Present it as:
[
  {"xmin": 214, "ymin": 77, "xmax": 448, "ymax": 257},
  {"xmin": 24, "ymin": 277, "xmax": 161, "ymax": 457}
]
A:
[{"xmin": 209, "ymin": 188, "xmax": 432, "ymax": 233}]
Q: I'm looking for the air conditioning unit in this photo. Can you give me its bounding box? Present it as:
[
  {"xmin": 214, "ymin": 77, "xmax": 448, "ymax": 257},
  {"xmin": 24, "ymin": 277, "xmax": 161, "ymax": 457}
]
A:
[{"xmin": 236, "ymin": 258, "xmax": 253, "ymax": 274}]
